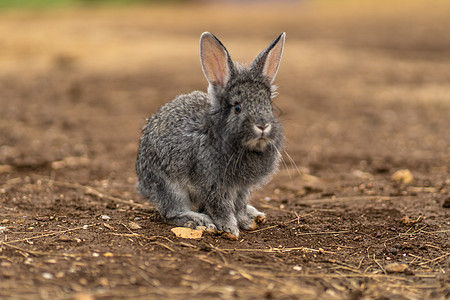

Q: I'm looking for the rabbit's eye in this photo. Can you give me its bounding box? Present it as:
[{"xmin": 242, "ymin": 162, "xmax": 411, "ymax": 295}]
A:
[{"xmin": 234, "ymin": 103, "xmax": 242, "ymax": 114}]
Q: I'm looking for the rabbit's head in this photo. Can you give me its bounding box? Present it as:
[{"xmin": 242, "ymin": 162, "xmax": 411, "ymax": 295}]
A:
[{"xmin": 200, "ymin": 32, "xmax": 285, "ymax": 152}]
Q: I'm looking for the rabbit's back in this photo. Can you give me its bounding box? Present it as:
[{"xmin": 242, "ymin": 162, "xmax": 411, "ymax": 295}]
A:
[
  {"xmin": 137, "ymin": 91, "xmax": 210, "ymax": 179},
  {"xmin": 145, "ymin": 91, "xmax": 209, "ymax": 137}
]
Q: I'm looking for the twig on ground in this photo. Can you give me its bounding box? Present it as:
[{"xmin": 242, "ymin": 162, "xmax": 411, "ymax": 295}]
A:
[
  {"xmin": 218, "ymin": 246, "xmax": 335, "ymax": 255},
  {"xmin": 424, "ymin": 244, "xmax": 443, "ymax": 250},
  {"xmin": 152, "ymin": 242, "xmax": 176, "ymax": 252},
  {"xmin": 2, "ymin": 242, "xmax": 132, "ymax": 258},
  {"xmin": 408, "ymin": 253, "xmax": 424, "ymax": 264},
  {"xmin": 373, "ymin": 255, "xmax": 387, "ymax": 275},
  {"xmin": 383, "ymin": 225, "xmax": 429, "ymax": 243},
  {"xmin": 108, "ymin": 232, "xmax": 175, "ymax": 244},
  {"xmin": 294, "ymin": 230, "xmax": 350, "ymax": 236},
  {"xmin": 1, "ymin": 243, "xmax": 44, "ymax": 256},
  {"xmin": 107, "ymin": 231, "xmax": 176, "ymax": 252},
  {"xmin": 49, "ymin": 179, "xmax": 149, "ymax": 208},
  {"xmin": 422, "ymin": 230, "xmax": 450, "ymax": 234},
  {"xmin": 121, "ymin": 223, "xmax": 135, "ymax": 234},
  {"xmin": 328, "ymin": 244, "xmax": 355, "ymax": 249},
  {"xmin": 326, "ymin": 259, "xmax": 362, "ymax": 273},
  {"xmin": 296, "ymin": 196, "xmax": 395, "ymax": 204},
  {"xmin": 2, "ymin": 224, "xmax": 97, "ymax": 244},
  {"xmin": 250, "ymin": 211, "xmax": 316, "ymax": 233},
  {"xmin": 418, "ymin": 252, "xmax": 450, "ymax": 266}
]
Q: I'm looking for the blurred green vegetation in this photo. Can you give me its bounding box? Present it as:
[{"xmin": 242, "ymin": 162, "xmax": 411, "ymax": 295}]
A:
[{"xmin": 0, "ymin": 0, "xmax": 181, "ymax": 9}]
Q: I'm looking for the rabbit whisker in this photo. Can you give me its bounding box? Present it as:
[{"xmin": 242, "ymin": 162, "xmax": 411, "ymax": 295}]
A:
[
  {"xmin": 283, "ymin": 149, "xmax": 303, "ymax": 177},
  {"xmin": 270, "ymin": 142, "xmax": 294, "ymax": 187}
]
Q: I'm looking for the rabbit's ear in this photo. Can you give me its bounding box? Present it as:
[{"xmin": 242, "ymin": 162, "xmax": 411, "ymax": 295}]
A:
[
  {"xmin": 200, "ymin": 32, "xmax": 233, "ymax": 88},
  {"xmin": 251, "ymin": 33, "xmax": 285, "ymax": 84}
]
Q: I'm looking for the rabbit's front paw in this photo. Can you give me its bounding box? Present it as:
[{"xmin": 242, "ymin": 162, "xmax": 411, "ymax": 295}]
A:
[
  {"xmin": 254, "ymin": 213, "xmax": 266, "ymax": 225},
  {"xmin": 168, "ymin": 211, "xmax": 217, "ymax": 232},
  {"xmin": 214, "ymin": 218, "xmax": 239, "ymax": 238},
  {"xmin": 238, "ymin": 206, "xmax": 266, "ymax": 231},
  {"xmin": 184, "ymin": 221, "xmax": 217, "ymax": 232}
]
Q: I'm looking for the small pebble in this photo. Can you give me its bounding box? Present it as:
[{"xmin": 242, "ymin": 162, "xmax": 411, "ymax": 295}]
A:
[
  {"xmin": 103, "ymin": 223, "xmax": 114, "ymax": 230},
  {"xmin": 73, "ymin": 293, "xmax": 94, "ymax": 300},
  {"xmin": 0, "ymin": 226, "xmax": 8, "ymax": 233},
  {"xmin": 390, "ymin": 247, "xmax": 399, "ymax": 254},
  {"xmin": 128, "ymin": 221, "xmax": 142, "ymax": 230},
  {"xmin": 391, "ymin": 169, "xmax": 414, "ymax": 184},
  {"xmin": 58, "ymin": 235, "xmax": 74, "ymax": 242},
  {"xmin": 82, "ymin": 225, "xmax": 89, "ymax": 230},
  {"xmin": 101, "ymin": 215, "xmax": 111, "ymax": 221},
  {"xmin": 99, "ymin": 278, "xmax": 109, "ymax": 287},
  {"xmin": 400, "ymin": 216, "xmax": 412, "ymax": 225},
  {"xmin": 42, "ymin": 272, "xmax": 54, "ymax": 279},
  {"xmin": 45, "ymin": 259, "xmax": 57, "ymax": 264},
  {"xmin": 385, "ymin": 262, "xmax": 409, "ymax": 273},
  {"xmin": 0, "ymin": 165, "xmax": 14, "ymax": 173},
  {"xmin": 293, "ymin": 265, "xmax": 302, "ymax": 271}
]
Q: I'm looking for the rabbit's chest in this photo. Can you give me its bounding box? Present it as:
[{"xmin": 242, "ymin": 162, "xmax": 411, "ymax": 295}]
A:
[{"xmin": 225, "ymin": 149, "xmax": 279, "ymax": 185}]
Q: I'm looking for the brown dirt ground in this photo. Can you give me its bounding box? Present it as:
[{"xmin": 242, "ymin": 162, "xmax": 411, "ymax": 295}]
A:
[{"xmin": 1, "ymin": 1, "xmax": 449, "ymax": 299}]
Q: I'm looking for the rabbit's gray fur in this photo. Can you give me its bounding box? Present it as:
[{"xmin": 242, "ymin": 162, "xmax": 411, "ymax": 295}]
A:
[{"xmin": 136, "ymin": 32, "xmax": 285, "ymax": 237}]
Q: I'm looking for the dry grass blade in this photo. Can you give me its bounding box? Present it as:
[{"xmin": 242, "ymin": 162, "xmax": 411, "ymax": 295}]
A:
[
  {"xmin": 222, "ymin": 246, "xmax": 335, "ymax": 254},
  {"xmin": 294, "ymin": 230, "xmax": 350, "ymax": 236},
  {"xmin": 1, "ymin": 242, "xmax": 48, "ymax": 256},
  {"xmin": 422, "ymin": 230, "xmax": 450, "ymax": 234},
  {"xmin": 1, "ymin": 241, "xmax": 132, "ymax": 257},
  {"xmin": 372, "ymin": 254, "xmax": 387, "ymax": 275},
  {"xmin": 108, "ymin": 232, "xmax": 175, "ymax": 244},
  {"xmin": 418, "ymin": 252, "xmax": 450, "ymax": 266},
  {"xmin": 48, "ymin": 179, "xmax": 149, "ymax": 208},
  {"xmin": 297, "ymin": 196, "xmax": 395, "ymax": 204},
  {"xmin": 326, "ymin": 259, "xmax": 362, "ymax": 273},
  {"xmin": 285, "ymin": 274, "xmax": 411, "ymax": 281},
  {"xmin": 107, "ymin": 232, "xmax": 176, "ymax": 251},
  {"xmin": 3, "ymin": 224, "xmax": 97, "ymax": 244}
]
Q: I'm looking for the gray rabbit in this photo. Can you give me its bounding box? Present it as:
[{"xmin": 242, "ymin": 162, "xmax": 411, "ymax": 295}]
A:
[{"xmin": 136, "ymin": 32, "xmax": 285, "ymax": 238}]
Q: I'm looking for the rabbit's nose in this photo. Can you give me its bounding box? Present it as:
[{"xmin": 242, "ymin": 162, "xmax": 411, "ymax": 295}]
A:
[{"xmin": 254, "ymin": 123, "xmax": 271, "ymax": 135}]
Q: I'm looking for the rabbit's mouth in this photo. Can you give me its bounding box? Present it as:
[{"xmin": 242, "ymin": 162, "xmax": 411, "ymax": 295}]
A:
[
  {"xmin": 242, "ymin": 123, "xmax": 274, "ymax": 152},
  {"xmin": 243, "ymin": 136, "xmax": 271, "ymax": 152}
]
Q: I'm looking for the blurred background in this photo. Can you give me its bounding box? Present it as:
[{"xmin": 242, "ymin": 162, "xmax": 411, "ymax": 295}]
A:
[
  {"xmin": 0, "ymin": 0, "xmax": 449, "ymax": 184},
  {"xmin": 1, "ymin": 3, "xmax": 449, "ymax": 298}
]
